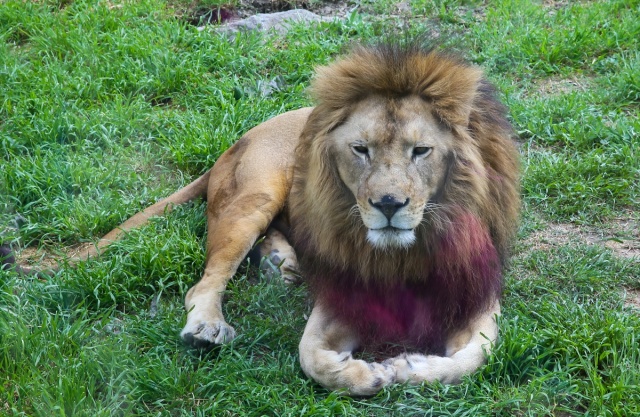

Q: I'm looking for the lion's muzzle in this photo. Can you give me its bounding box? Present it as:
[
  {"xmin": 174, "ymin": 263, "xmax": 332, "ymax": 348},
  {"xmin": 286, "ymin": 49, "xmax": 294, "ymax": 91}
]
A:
[{"xmin": 360, "ymin": 195, "xmax": 422, "ymax": 250}]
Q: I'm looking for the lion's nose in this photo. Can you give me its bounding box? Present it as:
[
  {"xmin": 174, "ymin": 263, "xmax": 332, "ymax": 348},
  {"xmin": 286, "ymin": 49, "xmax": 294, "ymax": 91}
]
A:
[{"xmin": 368, "ymin": 195, "xmax": 410, "ymax": 221}]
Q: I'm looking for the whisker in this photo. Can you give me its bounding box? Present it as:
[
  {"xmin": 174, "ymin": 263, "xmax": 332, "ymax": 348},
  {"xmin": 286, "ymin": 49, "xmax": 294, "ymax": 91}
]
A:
[
  {"xmin": 421, "ymin": 203, "xmax": 450, "ymax": 232},
  {"xmin": 348, "ymin": 204, "xmax": 361, "ymax": 218},
  {"xmin": 347, "ymin": 204, "xmax": 363, "ymax": 228}
]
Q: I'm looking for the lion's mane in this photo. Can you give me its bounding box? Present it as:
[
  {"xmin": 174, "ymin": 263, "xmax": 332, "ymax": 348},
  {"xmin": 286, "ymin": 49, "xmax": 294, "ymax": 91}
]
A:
[{"xmin": 288, "ymin": 43, "xmax": 520, "ymax": 350}]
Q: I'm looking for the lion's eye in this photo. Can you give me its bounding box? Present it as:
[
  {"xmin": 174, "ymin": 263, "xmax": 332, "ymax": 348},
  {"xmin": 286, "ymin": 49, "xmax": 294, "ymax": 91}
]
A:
[
  {"xmin": 352, "ymin": 145, "xmax": 369, "ymax": 156},
  {"xmin": 413, "ymin": 146, "xmax": 432, "ymax": 158}
]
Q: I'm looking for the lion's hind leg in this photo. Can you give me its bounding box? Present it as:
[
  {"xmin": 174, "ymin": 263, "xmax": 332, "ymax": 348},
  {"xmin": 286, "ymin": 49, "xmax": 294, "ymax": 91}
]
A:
[
  {"xmin": 389, "ymin": 299, "xmax": 500, "ymax": 385},
  {"xmin": 249, "ymin": 226, "xmax": 301, "ymax": 284},
  {"xmin": 299, "ymin": 302, "xmax": 397, "ymax": 396}
]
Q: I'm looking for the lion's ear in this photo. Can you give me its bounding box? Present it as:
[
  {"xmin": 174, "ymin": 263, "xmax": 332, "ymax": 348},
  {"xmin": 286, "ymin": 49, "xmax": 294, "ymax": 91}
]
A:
[{"xmin": 412, "ymin": 56, "xmax": 483, "ymax": 127}]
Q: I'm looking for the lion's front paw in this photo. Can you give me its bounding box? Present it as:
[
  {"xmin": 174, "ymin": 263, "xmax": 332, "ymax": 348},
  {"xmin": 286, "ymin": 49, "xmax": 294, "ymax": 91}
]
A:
[
  {"xmin": 180, "ymin": 318, "xmax": 236, "ymax": 347},
  {"xmin": 385, "ymin": 353, "xmax": 460, "ymax": 385},
  {"xmin": 357, "ymin": 362, "xmax": 397, "ymax": 396},
  {"xmin": 384, "ymin": 353, "xmax": 431, "ymax": 384}
]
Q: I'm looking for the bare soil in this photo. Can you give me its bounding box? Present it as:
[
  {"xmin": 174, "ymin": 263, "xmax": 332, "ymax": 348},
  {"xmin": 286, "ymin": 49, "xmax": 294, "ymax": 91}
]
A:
[
  {"xmin": 533, "ymin": 75, "xmax": 594, "ymax": 98},
  {"xmin": 523, "ymin": 213, "xmax": 640, "ymax": 260},
  {"xmin": 16, "ymin": 242, "xmax": 96, "ymax": 269},
  {"xmin": 624, "ymin": 288, "xmax": 640, "ymax": 311}
]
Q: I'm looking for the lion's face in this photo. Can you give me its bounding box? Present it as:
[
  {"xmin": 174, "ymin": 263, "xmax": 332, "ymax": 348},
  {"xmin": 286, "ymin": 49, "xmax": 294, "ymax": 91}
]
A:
[{"xmin": 329, "ymin": 95, "xmax": 455, "ymax": 250}]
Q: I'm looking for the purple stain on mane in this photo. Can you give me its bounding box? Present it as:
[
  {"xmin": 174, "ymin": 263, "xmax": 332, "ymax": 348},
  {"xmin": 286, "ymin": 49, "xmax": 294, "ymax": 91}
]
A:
[
  {"xmin": 312, "ymin": 211, "xmax": 502, "ymax": 353},
  {"xmin": 320, "ymin": 281, "xmax": 448, "ymax": 353}
]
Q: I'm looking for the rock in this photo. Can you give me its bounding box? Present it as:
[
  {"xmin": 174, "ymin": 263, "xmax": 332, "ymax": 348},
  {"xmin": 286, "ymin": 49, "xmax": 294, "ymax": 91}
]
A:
[{"xmin": 217, "ymin": 9, "xmax": 332, "ymax": 38}]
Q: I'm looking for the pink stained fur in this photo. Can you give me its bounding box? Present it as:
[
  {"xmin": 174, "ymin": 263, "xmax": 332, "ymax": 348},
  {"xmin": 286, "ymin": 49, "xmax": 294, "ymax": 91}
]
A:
[{"xmin": 313, "ymin": 211, "xmax": 502, "ymax": 353}]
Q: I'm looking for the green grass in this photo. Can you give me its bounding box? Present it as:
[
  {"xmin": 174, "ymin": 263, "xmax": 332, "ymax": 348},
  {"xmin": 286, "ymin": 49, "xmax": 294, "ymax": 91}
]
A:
[{"xmin": 1, "ymin": 0, "xmax": 639, "ymax": 415}]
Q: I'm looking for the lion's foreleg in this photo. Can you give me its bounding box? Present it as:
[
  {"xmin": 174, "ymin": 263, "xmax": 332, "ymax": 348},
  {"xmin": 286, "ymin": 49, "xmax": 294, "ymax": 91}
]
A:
[
  {"xmin": 181, "ymin": 197, "xmax": 281, "ymax": 347},
  {"xmin": 390, "ymin": 299, "xmax": 500, "ymax": 385},
  {"xmin": 299, "ymin": 303, "xmax": 397, "ymax": 396}
]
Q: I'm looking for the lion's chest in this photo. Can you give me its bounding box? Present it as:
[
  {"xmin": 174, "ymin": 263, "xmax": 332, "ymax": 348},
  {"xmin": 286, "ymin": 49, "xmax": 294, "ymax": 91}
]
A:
[
  {"xmin": 307, "ymin": 210, "xmax": 503, "ymax": 354},
  {"xmin": 320, "ymin": 282, "xmax": 450, "ymax": 354}
]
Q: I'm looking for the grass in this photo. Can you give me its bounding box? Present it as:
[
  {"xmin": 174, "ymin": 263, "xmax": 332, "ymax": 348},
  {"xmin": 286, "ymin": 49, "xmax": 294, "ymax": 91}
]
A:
[{"xmin": 1, "ymin": 0, "xmax": 639, "ymax": 415}]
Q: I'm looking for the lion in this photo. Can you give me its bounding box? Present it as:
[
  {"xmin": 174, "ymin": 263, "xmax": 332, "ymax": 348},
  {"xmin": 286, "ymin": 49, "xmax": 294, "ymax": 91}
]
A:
[{"xmin": 1, "ymin": 43, "xmax": 520, "ymax": 395}]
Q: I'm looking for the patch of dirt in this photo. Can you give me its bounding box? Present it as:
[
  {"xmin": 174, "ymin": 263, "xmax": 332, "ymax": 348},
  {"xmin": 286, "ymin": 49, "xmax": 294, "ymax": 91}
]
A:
[
  {"xmin": 524, "ymin": 213, "xmax": 640, "ymax": 260},
  {"xmin": 307, "ymin": 0, "xmax": 354, "ymax": 18},
  {"xmin": 623, "ymin": 288, "xmax": 640, "ymax": 311},
  {"xmin": 16, "ymin": 242, "xmax": 96, "ymax": 269},
  {"xmin": 534, "ymin": 75, "xmax": 593, "ymax": 97},
  {"xmin": 542, "ymin": 0, "xmax": 572, "ymax": 9}
]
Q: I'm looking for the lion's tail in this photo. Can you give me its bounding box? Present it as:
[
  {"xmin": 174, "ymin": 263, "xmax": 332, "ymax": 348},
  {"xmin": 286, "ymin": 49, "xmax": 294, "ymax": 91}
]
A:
[{"xmin": 1, "ymin": 170, "xmax": 211, "ymax": 277}]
